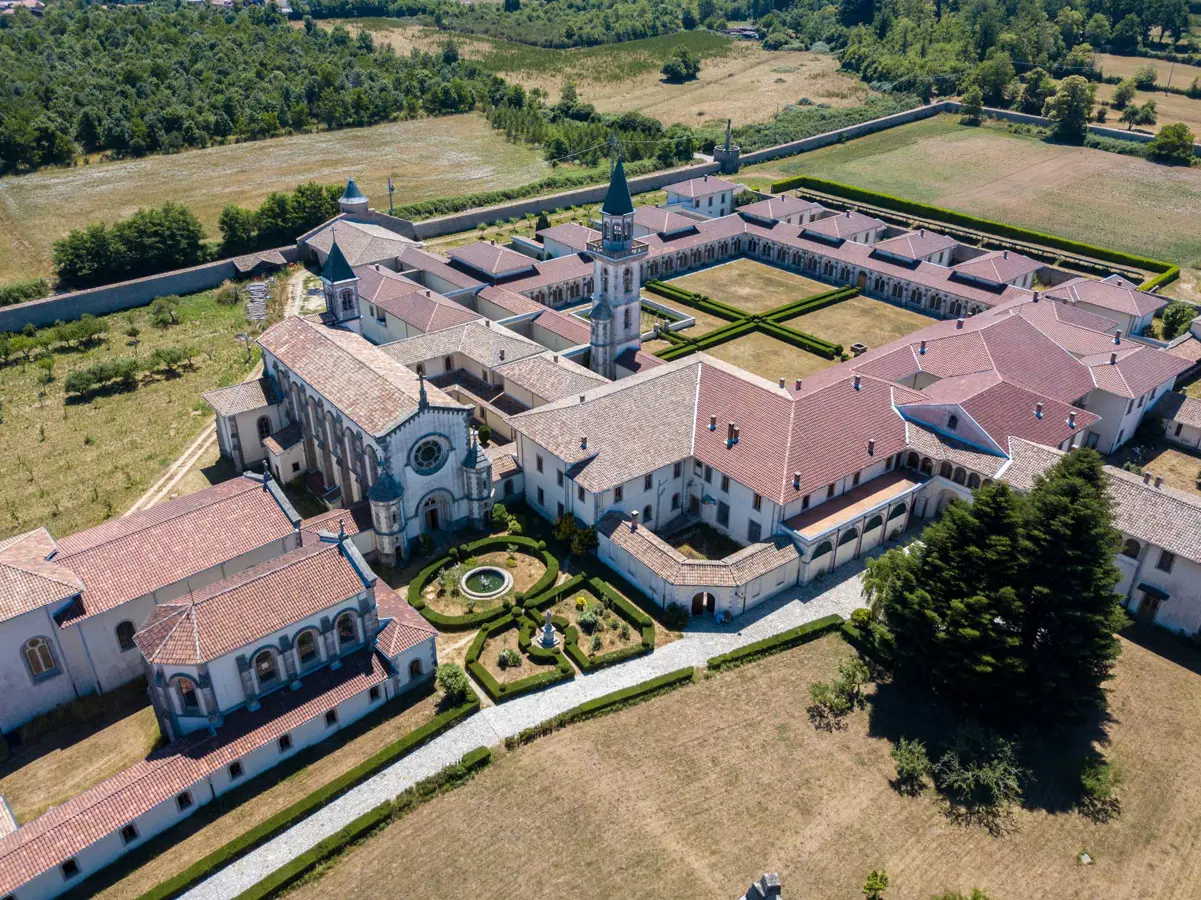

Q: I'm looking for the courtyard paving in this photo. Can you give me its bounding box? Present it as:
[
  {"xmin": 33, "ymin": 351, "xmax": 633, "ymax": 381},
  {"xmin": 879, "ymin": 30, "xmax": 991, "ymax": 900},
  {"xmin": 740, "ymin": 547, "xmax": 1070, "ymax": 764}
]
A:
[{"xmin": 180, "ymin": 554, "xmax": 877, "ymax": 900}]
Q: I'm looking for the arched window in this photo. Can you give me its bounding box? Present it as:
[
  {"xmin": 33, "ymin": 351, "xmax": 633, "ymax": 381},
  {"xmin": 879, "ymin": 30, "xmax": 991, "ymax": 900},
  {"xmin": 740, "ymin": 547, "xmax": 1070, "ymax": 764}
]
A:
[
  {"xmin": 297, "ymin": 630, "xmax": 319, "ymax": 667},
  {"xmin": 254, "ymin": 650, "xmax": 278, "ymax": 687},
  {"xmin": 812, "ymin": 540, "xmax": 833, "ymax": 559},
  {"xmin": 939, "ymin": 461, "xmax": 953, "ymax": 478},
  {"xmin": 624, "ymin": 307, "xmax": 631, "ymax": 330},
  {"xmin": 643, "ymin": 504, "xmax": 653, "ymax": 523},
  {"xmin": 23, "ymin": 637, "xmax": 57, "ymax": 678},
  {"xmin": 906, "ymin": 451, "xmax": 919, "ymax": 468},
  {"xmin": 671, "ymin": 492, "xmax": 681, "ymax": 510},
  {"xmin": 953, "ymin": 467, "xmax": 967, "ymax": 485},
  {"xmin": 337, "ymin": 612, "xmax": 358, "ymax": 649},
  {"xmin": 177, "ymin": 677, "xmax": 200, "ymax": 712},
  {"xmin": 967, "ymin": 473, "xmax": 981, "ymax": 489},
  {"xmin": 623, "ymin": 269, "xmax": 632, "ymax": 292},
  {"xmin": 1121, "ymin": 538, "xmax": 1141, "ymax": 559},
  {"xmin": 256, "ymin": 416, "xmax": 271, "ymax": 444},
  {"xmin": 115, "ymin": 621, "xmax": 137, "ymax": 652},
  {"xmin": 409, "ymin": 658, "xmax": 423, "ymax": 679},
  {"xmin": 947, "ymin": 414, "xmax": 959, "ymax": 432},
  {"xmin": 920, "ymin": 458, "xmax": 934, "ymax": 475},
  {"xmin": 838, "ymin": 528, "xmax": 859, "ymax": 546},
  {"xmin": 601, "ymin": 269, "xmax": 609, "ymax": 292},
  {"xmin": 865, "ymin": 514, "xmax": 884, "ymax": 532},
  {"xmin": 887, "ymin": 503, "xmax": 908, "ymax": 520},
  {"xmin": 340, "ymin": 290, "xmax": 355, "ymax": 312}
]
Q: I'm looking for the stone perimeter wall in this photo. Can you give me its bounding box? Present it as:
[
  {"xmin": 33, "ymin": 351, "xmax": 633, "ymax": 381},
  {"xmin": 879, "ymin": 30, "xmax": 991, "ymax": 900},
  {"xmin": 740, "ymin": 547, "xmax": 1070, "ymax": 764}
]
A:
[{"xmin": 5, "ymin": 99, "xmax": 1194, "ymax": 332}]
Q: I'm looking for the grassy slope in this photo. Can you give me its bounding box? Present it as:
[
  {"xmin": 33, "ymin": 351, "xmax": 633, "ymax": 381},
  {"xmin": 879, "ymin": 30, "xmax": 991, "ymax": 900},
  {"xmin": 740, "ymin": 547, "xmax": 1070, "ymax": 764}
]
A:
[
  {"xmin": 285, "ymin": 631, "xmax": 1201, "ymax": 900},
  {"xmin": 0, "ymin": 291, "xmax": 256, "ymax": 540},
  {"xmin": 742, "ymin": 115, "xmax": 1201, "ymax": 267}
]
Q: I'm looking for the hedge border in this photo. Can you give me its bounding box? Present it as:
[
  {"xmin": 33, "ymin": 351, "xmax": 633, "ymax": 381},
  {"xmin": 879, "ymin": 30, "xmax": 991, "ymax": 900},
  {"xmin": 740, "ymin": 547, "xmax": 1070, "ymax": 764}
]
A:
[
  {"xmin": 765, "ymin": 286, "xmax": 859, "ymax": 323},
  {"xmin": 505, "ymin": 667, "xmax": 697, "ymax": 749},
  {"xmin": 706, "ymin": 614, "xmax": 845, "ymax": 671},
  {"xmin": 406, "ymin": 535, "xmax": 559, "ymax": 630},
  {"xmin": 465, "ymin": 614, "xmax": 575, "ymax": 703},
  {"xmin": 549, "ymin": 575, "xmax": 656, "ymax": 672},
  {"xmin": 230, "ymin": 747, "xmax": 492, "ymax": 900},
  {"xmin": 769, "ymin": 174, "xmax": 1178, "ymax": 292},
  {"xmin": 644, "ymin": 279, "xmax": 745, "ymax": 322},
  {"xmin": 133, "ymin": 695, "xmax": 479, "ymax": 900}
]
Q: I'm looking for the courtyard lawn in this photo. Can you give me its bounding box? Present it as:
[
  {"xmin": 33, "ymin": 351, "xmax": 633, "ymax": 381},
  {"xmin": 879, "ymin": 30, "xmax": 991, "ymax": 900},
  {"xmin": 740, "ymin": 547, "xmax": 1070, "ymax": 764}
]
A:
[
  {"xmin": 670, "ymin": 259, "xmax": 833, "ymax": 315},
  {"xmin": 1108, "ymin": 437, "xmax": 1201, "ymax": 499},
  {"xmin": 786, "ymin": 295, "xmax": 935, "ymax": 355},
  {"xmin": 0, "ymin": 114, "xmax": 548, "ymax": 284},
  {"xmin": 0, "ymin": 686, "xmax": 159, "ymax": 825},
  {"xmin": 89, "ymin": 688, "xmax": 440, "ymax": 900},
  {"xmin": 285, "ymin": 630, "xmax": 1201, "ymax": 900},
  {"xmin": 666, "ymin": 521, "xmax": 745, "ymax": 560},
  {"xmin": 0, "ymin": 290, "xmax": 258, "ymax": 542},
  {"xmin": 705, "ymin": 330, "xmax": 835, "ymax": 381},
  {"xmin": 741, "ymin": 115, "xmax": 1201, "ymax": 268}
]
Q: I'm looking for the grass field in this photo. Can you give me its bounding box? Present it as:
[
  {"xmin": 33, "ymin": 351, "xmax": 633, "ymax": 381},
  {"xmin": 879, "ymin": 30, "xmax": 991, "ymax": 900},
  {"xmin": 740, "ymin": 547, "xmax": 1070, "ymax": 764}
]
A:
[
  {"xmin": 286, "ymin": 630, "xmax": 1201, "ymax": 900},
  {"xmin": 330, "ymin": 22, "xmax": 867, "ymax": 128},
  {"xmin": 707, "ymin": 330, "xmax": 835, "ymax": 380},
  {"xmin": 670, "ymin": 258, "xmax": 832, "ymax": 314},
  {"xmin": 787, "ymin": 295, "xmax": 935, "ymax": 353},
  {"xmin": 741, "ymin": 115, "xmax": 1201, "ymax": 268},
  {"xmin": 1096, "ymin": 52, "xmax": 1201, "ymax": 87},
  {"xmin": 0, "ymin": 114, "xmax": 548, "ymax": 284},
  {"xmin": 0, "ymin": 290, "xmax": 257, "ymax": 541},
  {"xmin": 1096, "ymin": 82, "xmax": 1201, "ymax": 137}
]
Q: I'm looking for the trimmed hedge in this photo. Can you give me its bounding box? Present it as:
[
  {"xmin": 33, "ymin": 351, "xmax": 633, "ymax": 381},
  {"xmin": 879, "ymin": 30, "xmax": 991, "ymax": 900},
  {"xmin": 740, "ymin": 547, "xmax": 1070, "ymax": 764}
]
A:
[
  {"xmin": 230, "ymin": 747, "xmax": 493, "ymax": 900},
  {"xmin": 644, "ymin": 279, "xmax": 746, "ymax": 322},
  {"xmin": 134, "ymin": 696, "xmax": 479, "ymax": 900},
  {"xmin": 465, "ymin": 614, "xmax": 575, "ymax": 703},
  {"xmin": 505, "ymin": 667, "xmax": 697, "ymax": 749},
  {"xmin": 555, "ymin": 576, "xmax": 657, "ymax": 672},
  {"xmin": 706, "ymin": 614, "xmax": 844, "ymax": 671},
  {"xmin": 765, "ymin": 286, "xmax": 859, "ymax": 323},
  {"xmin": 769, "ymin": 175, "xmax": 1177, "ymax": 292},
  {"xmin": 406, "ymin": 535, "xmax": 559, "ymax": 630}
]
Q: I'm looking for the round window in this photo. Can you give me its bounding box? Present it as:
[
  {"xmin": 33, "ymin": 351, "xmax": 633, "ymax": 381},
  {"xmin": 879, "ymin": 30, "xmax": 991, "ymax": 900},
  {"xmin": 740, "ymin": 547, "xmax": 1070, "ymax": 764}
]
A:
[{"xmin": 411, "ymin": 438, "xmax": 446, "ymax": 474}]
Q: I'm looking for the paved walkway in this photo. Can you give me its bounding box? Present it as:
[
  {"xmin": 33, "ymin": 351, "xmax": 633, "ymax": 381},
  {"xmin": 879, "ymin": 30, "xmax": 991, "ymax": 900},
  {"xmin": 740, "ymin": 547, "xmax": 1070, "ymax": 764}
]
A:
[{"xmin": 181, "ymin": 560, "xmax": 872, "ymax": 900}]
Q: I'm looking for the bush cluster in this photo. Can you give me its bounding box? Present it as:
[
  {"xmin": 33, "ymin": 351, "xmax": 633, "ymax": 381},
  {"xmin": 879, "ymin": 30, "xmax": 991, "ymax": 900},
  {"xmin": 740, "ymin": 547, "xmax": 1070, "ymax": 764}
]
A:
[
  {"xmin": 0, "ymin": 278, "xmax": 49, "ymax": 308},
  {"xmin": 807, "ymin": 655, "xmax": 871, "ymax": 730}
]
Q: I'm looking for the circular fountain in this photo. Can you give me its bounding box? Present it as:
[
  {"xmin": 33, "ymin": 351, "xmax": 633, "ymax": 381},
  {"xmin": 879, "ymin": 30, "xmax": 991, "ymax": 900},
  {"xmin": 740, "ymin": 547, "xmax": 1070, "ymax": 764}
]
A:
[{"xmin": 460, "ymin": 566, "xmax": 513, "ymax": 601}]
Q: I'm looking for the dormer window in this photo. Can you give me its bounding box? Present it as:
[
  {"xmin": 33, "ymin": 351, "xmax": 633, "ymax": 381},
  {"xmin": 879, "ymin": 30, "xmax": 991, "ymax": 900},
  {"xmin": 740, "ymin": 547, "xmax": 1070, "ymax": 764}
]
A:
[{"xmin": 178, "ymin": 677, "xmax": 200, "ymax": 713}]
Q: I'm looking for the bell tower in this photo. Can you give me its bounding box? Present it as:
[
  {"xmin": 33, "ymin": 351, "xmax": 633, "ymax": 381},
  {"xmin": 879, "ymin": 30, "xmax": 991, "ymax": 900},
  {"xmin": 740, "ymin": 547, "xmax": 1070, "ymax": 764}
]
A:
[
  {"xmin": 321, "ymin": 232, "xmax": 361, "ymax": 334},
  {"xmin": 588, "ymin": 158, "xmax": 647, "ymax": 380}
]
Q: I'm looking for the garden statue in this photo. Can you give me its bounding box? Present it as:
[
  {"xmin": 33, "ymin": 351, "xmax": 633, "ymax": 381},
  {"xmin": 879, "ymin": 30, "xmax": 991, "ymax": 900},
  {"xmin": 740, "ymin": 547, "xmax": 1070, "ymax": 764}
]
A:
[{"xmin": 541, "ymin": 609, "xmax": 558, "ymax": 648}]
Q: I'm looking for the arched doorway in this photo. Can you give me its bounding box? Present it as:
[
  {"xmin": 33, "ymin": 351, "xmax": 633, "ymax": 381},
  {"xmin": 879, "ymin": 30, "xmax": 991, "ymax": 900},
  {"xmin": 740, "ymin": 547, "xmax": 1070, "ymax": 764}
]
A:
[
  {"xmin": 857, "ymin": 271, "xmax": 868, "ymax": 290},
  {"xmin": 691, "ymin": 592, "xmax": 716, "ymax": 616},
  {"xmin": 419, "ymin": 491, "xmax": 452, "ymax": 533}
]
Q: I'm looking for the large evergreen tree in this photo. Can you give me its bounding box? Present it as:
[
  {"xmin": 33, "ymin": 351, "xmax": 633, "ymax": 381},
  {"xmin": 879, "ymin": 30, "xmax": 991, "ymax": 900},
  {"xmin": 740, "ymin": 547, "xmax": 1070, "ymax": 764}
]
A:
[{"xmin": 867, "ymin": 449, "xmax": 1122, "ymax": 722}]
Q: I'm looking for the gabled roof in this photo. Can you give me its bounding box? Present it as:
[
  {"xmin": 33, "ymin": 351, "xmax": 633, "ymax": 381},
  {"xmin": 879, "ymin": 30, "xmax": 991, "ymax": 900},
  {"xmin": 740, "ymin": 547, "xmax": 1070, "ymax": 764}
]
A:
[
  {"xmin": 804, "ymin": 209, "xmax": 885, "ymax": 240},
  {"xmin": 1083, "ymin": 345, "xmax": 1191, "ymax": 398},
  {"xmin": 634, "ymin": 206, "xmax": 697, "ymax": 235},
  {"xmin": 530, "ymin": 307, "xmax": 591, "ymax": 345},
  {"xmin": 494, "ymin": 351, "xmax": 607, "ymax": 403},
  {"xmin": 396, "ymin": 245, "xmax": 485, "ymax": 291},
  {"xmin": 666, "ymin": 174, "xmax": 737, "ymax": 199},
  {"xmin": 355, "ymin": 265, "xmax": 479, "ymax": 333},
  {"xmin": 259, "ymin": 316, "xmax": 461, "ymax": 436},
  {"xmin": 52, "ymin": 475, "xmax": 299, "ymax": 624},
  {"xmin": 382, "ymin": 319, "xmax": 544, "ymax": 371},
  {"xmin": 536, "ymin": 222, "xmax": 599, "ymax": 253},
  {"xmin": 305, "ymin": 219, "xmax": 415, "ymax": 270},
  {"xmin": 476, "ymin": 285, "xmax": 546, "ymax": 318},
  {"xmin": 202, "ymin": 377, "xmax": 279, "ymax": 418},
  {"xmin": 447, "ymin": 242, "xmax": 538, "ymax": 279},
  {"xmin": 1044, "ymin": 275, "xmax": 1169, "ymax": 319},
  {"xmin": 0, "ymin": 529, "xmax": 83, "ymax": 624},
  {"xmin": 601, "ymin": 159, "xmax": 634, "ymax": 216},
  {"xmin": 1155, "ymin": 391, "xmax": 1201, "ymax": 428},
  {"xmin": 950, "ymin": 249, "xmax": 1040, "ymax": 285},
  {"xmin": 737, "ymin": 195, "xmax": 824, "ymax": 223},
  {"xmin": 134, "ymin": 541, "xmax": 370, "ymax": 665},
  {"xmin": 872, "ymin": 229, "xmax": 959, "ymax": 261},
  {"xmin": 374, "ymin": 582, "xmax": 439, "ymax": 657}
]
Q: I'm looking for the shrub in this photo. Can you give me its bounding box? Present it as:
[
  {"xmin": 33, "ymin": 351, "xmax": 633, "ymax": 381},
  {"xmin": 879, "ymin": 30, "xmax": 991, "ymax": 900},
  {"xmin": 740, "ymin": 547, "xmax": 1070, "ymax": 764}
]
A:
[
  {"xmin": 477, "ymin": 423, "xmax": 492, "ymax": 445},
  {"xmin": 214, "ymin": 280, "xmax": 240, "ymax": 306},
  {"xmin": 661, "ymin": 46, "xmax": 701, "ymax": 83},
  {"xmin": 932, "ymin": 723, "xmax": 1027, "ymax": 832},
  {"xmin": 662, "ymin": 602, "xmax": 690, "ymax": 630},
  {"xmin": 435, "ymin": 663, "xmax": 471, "ymax": 707},
  {"xmin": 64, "ymin": 357, "xmax": 139, "ymax": 398},
  {"xmin": 149, "ymin": 345, "xmax": 194, "ymax": 375},
  {"xmin": 850, "ymin": 607, "xmax": 873, "ymax": 629},
  {"xmin": 0, "ymin": 277, "xmax": 50, "ymax": 307},
  {"xmin": 577, "ymin": 607, "xmax": 600, "ymax": 634},
  {"xmin": 589, "ymin": 634, "xmax": 602, "ymax": 653},
  {"xmin": 891, "ymin": 737, "xmax": 932, "ymax": 795},
  {"xmin": 497, "ymin": 648, "xmax": 522, "ymax": 670},
  {"xmin": 807, "ymin": 656, "xmax": 870, "ymax": 730},
  {"xmin": 149, "ymin": 296, "xmax": 181, "ymax": 328},
  {"xmin": 863, "ymin": 869, "xmax": 889, "ymax": 899},
  {"xmin": 1079, "ymin": 759, "xmax": 1122, "ymax": 823},
  {"xmin": 1161, "ymin": 300, "xmax": 1199, "ymax": 338}
]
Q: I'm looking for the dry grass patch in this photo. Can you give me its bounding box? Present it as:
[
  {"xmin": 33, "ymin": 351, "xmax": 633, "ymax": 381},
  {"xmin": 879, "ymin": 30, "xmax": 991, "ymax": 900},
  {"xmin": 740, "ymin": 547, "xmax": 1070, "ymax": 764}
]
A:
[
  {"xmin": 287, "ymin": 631, "xmax": 1201, "ymax": 900},
  {"xmin": 706, "ymin": 330, "xmax": 835, "ymax": 381},
  {"xmin": 1108, "ymin": 437, "xmax": 1201, "ymax": 498},
  {"xmin": 666, "ymin": 521, "xmax": 745, "ymax": 560},
  {"xmin": 741, "ymin": 114, "xmax": 1201, "ymax": 267},
  {"xmin": 1096, "ymin": 52, "xmax": 1201, "ymax": 85},
  {"xmin": 786, "ymin": 295, "xmax": 935, "ymax": 354},
  {"xmin": 0, "ymin": 290, "xmax": 256, "ymax": 541},
  {"xmin": 0, "ymin": 114, "xmax": 547, "ymax": 283},
  {"xmin": 671, "ymin": 258, "xmax": 832, "ymax": 315},
  {"xmin": 91, "ymin": 689, "xmax": 440, "ymax": 900},
  {"xmin": 1096, "ymin": 83, "xmax": 1201, "ymax": 137}
]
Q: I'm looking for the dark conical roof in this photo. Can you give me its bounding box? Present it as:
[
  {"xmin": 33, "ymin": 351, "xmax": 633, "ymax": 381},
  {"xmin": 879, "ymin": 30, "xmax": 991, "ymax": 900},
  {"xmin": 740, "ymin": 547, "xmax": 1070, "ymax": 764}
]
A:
[
  {"xmin": 601, "ymin": 159, "xmax": 634, "ymax": 216},
  {"xmin": 341, "ymin": 178, "xmax": 365, "ymax": 201},
  {"xmin": 322, "ymin": 237, "xmax": 356, "ymax": 283},
  {"xmin": 367, "ymin": 470, "xmax": 403, "ymax": 503}
]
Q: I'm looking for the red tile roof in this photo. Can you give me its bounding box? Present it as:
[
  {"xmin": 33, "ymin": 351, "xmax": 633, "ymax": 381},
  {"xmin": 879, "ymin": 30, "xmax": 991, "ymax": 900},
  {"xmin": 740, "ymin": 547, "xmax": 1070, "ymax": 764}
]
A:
[
  {"xmin": 530, "ymin": 308, "xmax": 591, "ymax": 344},
  {"xmin": 950, "ymin": 249, "xmax": 1040, "ymax": 285},
  {"xmin": 1083, "ymin": 345, "xmax": 1191, "ymax": 398},
  {"xmin": 803, "ymin": 210, "xmax": 885, "ymax": 240},
  {"xmin": 536, "ymin": 222, "xmax": 599, "ymax": 252},
  {"xmin": 447, "ymin": 242, "xmax": 538, "ymax": 278},
  {"xmin": 0, "ymin": 529, "xmax": 83, "ymax": 624},
  {"xmin": 0, "ymin": 648, "xmax": 389, "ymax": 897},
  {"xmin": 502, "ymin": 253, "xmax": 593, "ymax": 294},
  {"xmin": 1156, "ymin": 391, "xmax": 1201, "ymax": 428},
  {"xmin": 54, "ymin": 477, "xmax": 298, "ymax": 623},
  {"xmin": 356, "ymin": 266, "xmax": 479, "ymax": 333},
  {"xmin": 873, "ymin": 229, "xmax": 959, "ymax": 260},
  {"xmin": 666, "ymin": 175, "xmax": 738, "ymax": 198},
  {"xmin": 1044, "ymin": 276, "xmax": 1168, "ymax": 318},
  {"xmin": 738, "ymin": 195, "xmax": 824, "ymax": 223},
  {"xmin": 476, "ymin": 285, "xmax": 545, "ymax": 317},
  {"xmin": 373, "ymin": 582, "xmax": 438, "ymax": 657},
  {"xmin": 299, "ymin": 503, "xmax": 373, "ymax": 540},
  {"xmin": 202, "ymin": 377, "xmax": 278, "ymax": 417},
  {"xmin": 634, "ymin": 206, "xmax": 698, "ymax": 234},
  {"xmin": 134, "ymin": 542, "xmax": 370, "ymax": 665}
]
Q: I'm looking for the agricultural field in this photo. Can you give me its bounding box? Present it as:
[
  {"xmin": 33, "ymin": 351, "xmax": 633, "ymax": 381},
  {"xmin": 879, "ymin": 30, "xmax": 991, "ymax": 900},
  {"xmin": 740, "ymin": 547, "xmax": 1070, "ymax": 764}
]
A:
[
  {"xmin": 285, "ymin": 629, "xmax": 1201, "ymax": 900},
  {"xmin": 1095, "ymin": 52, "xmax": 1201, "ymax": 87},
  {"xmin": 328, "ymin": 22, "xmax": 867, "ymax": 127},
  {"xmin": 0, "ymin": 115, "xmax": 548, "ymax": 284},
  {"xmin": 1096, "ymin": 82, "xmax": 1201, "ymax": 137},
  {"xmin": 0, "ymin": 290, "xmax": 257, "ymax": 541},
  {"xmin": 670, "ymin": 258, "xmax": 832, "ymax": 314},
  {"xmin": 784, "ymin": 295, "xmax": 935, "ymax": 354},
  {"xmin": 741, "ymin": 115, "xmax": 1201, "ymax": 269}
]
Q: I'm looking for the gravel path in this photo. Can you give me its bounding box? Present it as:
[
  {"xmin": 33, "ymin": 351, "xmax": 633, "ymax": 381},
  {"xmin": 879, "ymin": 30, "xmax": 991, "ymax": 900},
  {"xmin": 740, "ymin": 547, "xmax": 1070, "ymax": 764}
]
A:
[{"xmin": 180, "ymin": 558, "xmax": 872, "ymax": 900}]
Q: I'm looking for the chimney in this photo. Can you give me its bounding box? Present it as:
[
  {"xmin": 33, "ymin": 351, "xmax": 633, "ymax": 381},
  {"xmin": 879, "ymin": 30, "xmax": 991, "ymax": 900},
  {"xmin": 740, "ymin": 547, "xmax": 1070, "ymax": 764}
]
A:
[
  {"xmin": 580, "ymin": 435, "xmax": 588, "ymax": 450},
  {"xmin": 1003, "ymin": 250, "xmax": 1009, "ymax": 259},
  {"xmin": 1110, "ymin": 351, "xmax": 1117, "ymax": 365},
  {"xmin": 919, "ymin": 228, "xmax": 925, "ymax": 236},
  {"xmin": 1114, "ymin": 329, "xmax": 1122, "ymax": 345},
  {"xmin": 1035, "ymin": 401, "xmax": 1044, "ymax": 418},
  {"xmin": 1143, "ymin": 471, "xmax": 1152, "ymax": 484},
  {"xmin": 794, "ymin": 378, "xmax": 802, "ymax": 391},
  {"xmin": 425, "ymin": 289, "xmax": 430, "ymax": 297},
  {"xmin": 779, "ymin": 377, "xmax": 786, "ymax": 388},
  {"xmin": 578, "ymin": 395, "xmax": 585, "ymax": 404},
  {"xmin": 1067, "ymin": 410, "xmax": 1078, "ymax": 429},
  {"xmin": 727, "ymin": 421, "xmax": 735, "ymax": 443},
  {"xmin": 733, "ymin": 425, "xmax": 741, "ymax": 444},
  {"xmin": 1155, "ymin": 475, "xmax": 1164, "ymax": 489},
  {"xmin": 867, "ymin": 438, "xmax": 875, "ymax": 456},
  {"xmin": 499, "ymin": 349, "xmax": 505, "ymax": 361},
  {"xmin": 919, "ymin": 339, "xmax": 927, "ymax": 355},
  {"xmin": 793, "ymin": 471, "xmax": 801, "ymax": 490},
  {"xmin": 630, "ymin": 509, "xmax": 639, "ymax": 531},
  {"xmin": 709, "ymin": 414, "xmax": 717, "ymax": 431},
  {"xmin": 1032, "ymin": 291, "xmax": 1040, "ymax": 303},
  {"xmin": 956, "ymin": 318, "xmax": 964, "ymax": 329},
  {"xmin": 553, "ymin": 354, "xmax": 559, "ymax": 362},
  {"xmin": 485, "ymin": 320, "xmax": 492, "ymax": 328},
  {"xmin": 853, "ymin": 374, "xmax": 862, "ymax": 391}
]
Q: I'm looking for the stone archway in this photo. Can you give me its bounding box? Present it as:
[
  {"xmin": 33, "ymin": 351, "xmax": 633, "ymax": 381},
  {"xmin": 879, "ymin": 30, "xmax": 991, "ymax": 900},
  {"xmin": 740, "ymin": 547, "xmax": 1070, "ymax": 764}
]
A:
[
  {"xmin": 418, "ymin": 490, "xmax": 452, "ymax": 533},
  {"xmin": 691, "ymin": 592, "xmax": 716, "ymax": 616}
]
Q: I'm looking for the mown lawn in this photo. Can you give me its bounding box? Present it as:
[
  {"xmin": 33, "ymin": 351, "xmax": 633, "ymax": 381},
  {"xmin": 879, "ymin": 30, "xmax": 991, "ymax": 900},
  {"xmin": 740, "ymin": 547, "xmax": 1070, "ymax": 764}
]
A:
[
  {"xmin": 670, "ymin": 258, "xmax": 832, "ymax": 315},
  {"xmin": 286, "ymin": 630, "xmax": 1201, "ymax": 900},
  {"xmin": 786, "ymin": 295, "xmax": 935, "ymax": 354},
  {"xmin": 0, "ymin": 290, "xmax": 257, "ymax": 540}
]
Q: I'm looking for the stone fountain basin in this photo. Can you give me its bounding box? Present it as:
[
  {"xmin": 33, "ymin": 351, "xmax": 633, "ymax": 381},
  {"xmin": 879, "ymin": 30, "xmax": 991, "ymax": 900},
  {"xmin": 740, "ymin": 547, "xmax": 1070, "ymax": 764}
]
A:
[{"xmin": 461, "ymin": 566, "xmax": 514, "ymax": 600}]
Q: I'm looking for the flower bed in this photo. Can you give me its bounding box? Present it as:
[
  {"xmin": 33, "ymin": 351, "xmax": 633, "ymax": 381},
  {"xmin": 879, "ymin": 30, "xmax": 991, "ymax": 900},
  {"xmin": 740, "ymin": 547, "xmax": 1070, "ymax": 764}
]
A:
[
  {"xmin": 465, "ymin": 614, "xmax": 575, "ymax": 703},
  {"xmin": 527, "ymin": 575, "xmax": 656, "ymax": 672}
]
